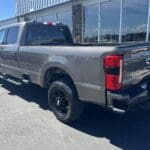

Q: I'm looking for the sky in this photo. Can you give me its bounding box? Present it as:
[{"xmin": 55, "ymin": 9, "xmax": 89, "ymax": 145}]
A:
[{"xmin": 0, "ymin": 0, "xmax": 16, "ymax": 21}]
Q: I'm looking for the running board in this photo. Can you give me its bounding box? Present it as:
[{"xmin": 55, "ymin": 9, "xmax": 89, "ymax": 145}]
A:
[
  {"xmin": 0, "ymin": 75, "xmax": 22, "ymax": 85},
  {"xmin": 22, "ymin": 79, "xmax": 30, "ymax": 84}
]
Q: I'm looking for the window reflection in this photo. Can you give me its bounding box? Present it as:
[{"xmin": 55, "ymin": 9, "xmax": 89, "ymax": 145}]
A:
[
  {"xmin": 0, "ymin": 30, "xmax": 5, "ymax": 44},
  {"xmin": 100, "ymin": 0, "xmax": 120, "ymax": 43},
  {"xmin": 43, "ymin": 15, "xmax": 57, "ymax": 22},
  {"xmin": 84, "ymin": 4, "xmax": 99, "ymax": 43},
  {"xmin": 36, "ymin": 17, "xmax": 44, "ymax": 22},
  {"xmin": 122, "ymin": 0, "xmax": 149, "ymax": 42},
  {"xmin": 57, "ymin": 11, "xmax": 73, "ymax": 34},
  {"xmin": 7, "ymin": 27, "xmax": 19, "ymax": 44}
]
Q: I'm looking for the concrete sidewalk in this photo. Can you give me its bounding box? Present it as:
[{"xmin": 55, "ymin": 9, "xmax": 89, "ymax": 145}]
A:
[{"xmin": 0, "ymin": 79, "xmax": 150, "ymax": 150}]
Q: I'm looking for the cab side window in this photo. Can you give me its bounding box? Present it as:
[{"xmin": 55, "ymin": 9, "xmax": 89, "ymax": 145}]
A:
[
  {"xmin": 6, "ymin": 26, "xmax": 19, "ymax": 44},
  {"xmin": 0, "ymin": 30, "xmax": 6, "ymax": 45}
]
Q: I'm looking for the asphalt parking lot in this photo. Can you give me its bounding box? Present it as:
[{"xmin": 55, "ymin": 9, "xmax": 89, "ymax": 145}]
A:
[{"xmin": 0, "ymin": 79, "xmax": 150, "ymax": 150}]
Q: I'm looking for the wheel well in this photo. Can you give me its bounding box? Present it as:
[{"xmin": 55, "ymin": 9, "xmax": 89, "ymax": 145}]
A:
[{"xmin": 44, "ymin": 67, "xmax": 78, "ymax": 95}]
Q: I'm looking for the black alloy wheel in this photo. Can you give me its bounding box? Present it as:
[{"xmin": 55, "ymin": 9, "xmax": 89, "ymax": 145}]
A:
[{"xmin": 48, "ymin": 79, "xmax": 84, "ymax": 123}]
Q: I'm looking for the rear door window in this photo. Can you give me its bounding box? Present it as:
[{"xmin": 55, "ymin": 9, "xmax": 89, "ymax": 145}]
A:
[
  {"xmin": 0, "ymin": 30, "xmax": 6, "ymax": 44},
  {"xmin": 6, "ymin": 26, "xmax": 19, "ymax": 44}
]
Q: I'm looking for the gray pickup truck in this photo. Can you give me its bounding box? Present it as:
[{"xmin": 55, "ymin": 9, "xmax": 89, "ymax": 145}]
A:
[{"xmin": 0, "ymin": 21, "xmax": 150, "ymax": 123}]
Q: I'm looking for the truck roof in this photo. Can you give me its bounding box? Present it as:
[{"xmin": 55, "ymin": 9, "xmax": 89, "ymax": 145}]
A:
[
  {"xmin": 0, "ymin": 21, "xmax": 66, "ymax": 30},
  {"xmin": 0, "ymin": 22, "xmax": 26, "ymax": 30}
]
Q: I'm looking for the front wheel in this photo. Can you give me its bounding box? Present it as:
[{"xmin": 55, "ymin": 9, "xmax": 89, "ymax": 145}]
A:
[{"xmin": 48, "ymin": 79, "xmax": 84, "ymax": 123}]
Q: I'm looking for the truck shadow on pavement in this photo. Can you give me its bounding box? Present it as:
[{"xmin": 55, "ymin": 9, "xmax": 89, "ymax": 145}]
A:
[{"xmin": 1, "ymin": 79, "xmax": 150, "ymax": 150}]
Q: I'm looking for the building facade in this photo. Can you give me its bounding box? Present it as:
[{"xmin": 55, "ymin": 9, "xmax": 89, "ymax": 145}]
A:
[
  {"xmin": 16, "ymin": 0, "xmax": 71, "ymax": 16},
  {"xmin": 10, "ymin": 0, "xmax": 150, "ymax": 44},
  {"xmin": 0, "ymin": 17, "xmax": 17, "ymax": 28}
]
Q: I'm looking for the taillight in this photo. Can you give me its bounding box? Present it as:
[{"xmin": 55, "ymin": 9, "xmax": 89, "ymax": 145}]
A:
[{"xmin": 104, "ymin": 55, "xmax": 123, "ymax": 91}]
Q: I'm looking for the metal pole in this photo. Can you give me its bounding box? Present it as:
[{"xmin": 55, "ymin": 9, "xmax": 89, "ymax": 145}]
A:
[
  {"xmin": 146, "ymin": 0, "xmax": 150, "ymax": 42},
  {"xmin": 98, "ymin": 2, "xmax": 101, "ymax": 43},
  {"xmin": 82, "ymin": 5, "xmax": 84, "ymax": 43},
  {"xmin": 119, "ymin": 0, "xmax": 123, "ymax": 43}
]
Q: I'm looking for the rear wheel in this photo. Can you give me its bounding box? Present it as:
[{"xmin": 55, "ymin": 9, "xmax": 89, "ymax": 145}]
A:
[{"xmin": 48, "ymin": 79, "xmax": 83, "ymax": 123}]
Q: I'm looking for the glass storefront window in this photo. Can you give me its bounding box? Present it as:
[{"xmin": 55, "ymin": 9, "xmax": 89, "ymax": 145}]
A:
[
  {"xmin": 36, "ymin": 17, "xmax": 43, "ymax": 22},
  {"xmin": 122, "ymin": 0, "xmax": 149, "ymax": 42},
  {"xmin": 83, "ymin": 0, "xmax": 150, "ymax": 44},
  {"xmin": 100, "ymin": 0, "xmax": 121, "ymax": 43},
  {"xmin": 57, "ymin": 11, "xmax": 73, "ymax": 33},
  {"xmin": 84, "ymin": 4, "xmax": 99, "ymax": 43},
  {"xmin": 43, "ymin": 15, "xmax": 57, "ymax": 22}
]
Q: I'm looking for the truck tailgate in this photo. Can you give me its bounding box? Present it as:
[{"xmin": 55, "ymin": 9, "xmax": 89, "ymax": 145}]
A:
[{"xmin": 123, "ymin": 44, "xmax": 150, "ymax": 90}]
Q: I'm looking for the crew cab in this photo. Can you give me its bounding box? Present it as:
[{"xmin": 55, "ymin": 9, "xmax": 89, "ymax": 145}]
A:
[{"xmin": 0, "ymin": 21, "xmax": 150, "ymax": 123}]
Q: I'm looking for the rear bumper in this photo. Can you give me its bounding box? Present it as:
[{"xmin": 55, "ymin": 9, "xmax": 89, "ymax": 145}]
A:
[{"xmin": 107, "ymin": 81, "xmax": 150, "ymax": 113}]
